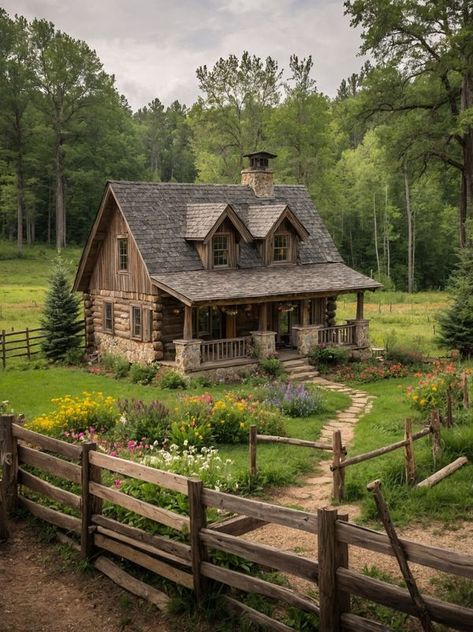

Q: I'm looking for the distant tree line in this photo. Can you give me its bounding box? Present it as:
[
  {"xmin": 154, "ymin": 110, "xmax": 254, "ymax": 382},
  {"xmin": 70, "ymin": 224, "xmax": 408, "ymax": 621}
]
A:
[{"xmin": 1, "ymin": 2, "xmax": 472, "ymax": 292}]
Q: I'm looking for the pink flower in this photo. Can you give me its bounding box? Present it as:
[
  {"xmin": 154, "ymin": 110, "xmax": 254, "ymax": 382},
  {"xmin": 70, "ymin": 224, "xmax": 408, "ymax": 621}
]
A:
[
  {"xmin": 114, "ymin": 479, "xmax": 122, "ymax": 489},
  {"xmin": 110, "ymin": 450, "xmax": 118, "ymax": 457}
]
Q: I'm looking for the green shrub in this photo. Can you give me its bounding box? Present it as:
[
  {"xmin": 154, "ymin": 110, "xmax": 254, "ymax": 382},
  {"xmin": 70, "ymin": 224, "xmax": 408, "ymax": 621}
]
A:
[
  {"xmin": 169, "ymin": 417, "xmax": 213, "ymax": 448},
  {"xmin": 115, "ymin": 398, "xmax": 170, "ymax": 443},
  {"xmin": 62, "ymin": 347, "xmax": 85, "ymax": 366},
  {"xmin": 159, "ymin": 369, "xmax": 188, "ymax": 389},
  {"xmin": 100, "ymin": 353, "xmax": 130, "ymax": 378},
  {"xmin": 259, "ymin": 357, "xmax": 284, "ymax": 377},
  {"xmin": 384, "ymin": 345, "xmax": 423, "ymax": 366},
  {"xmin": 129, "ymin": 363, "xmax": 157, "ymax": 385},
  {"xmin": 308, "ymin": 346, "xmax": 349, "ymax": 368}
]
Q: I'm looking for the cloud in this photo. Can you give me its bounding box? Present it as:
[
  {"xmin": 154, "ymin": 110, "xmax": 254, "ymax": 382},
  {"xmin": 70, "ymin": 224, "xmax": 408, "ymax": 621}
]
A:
[{"xmin": 2, "ymin": 0, "xmax": 366, "ymax": 110}]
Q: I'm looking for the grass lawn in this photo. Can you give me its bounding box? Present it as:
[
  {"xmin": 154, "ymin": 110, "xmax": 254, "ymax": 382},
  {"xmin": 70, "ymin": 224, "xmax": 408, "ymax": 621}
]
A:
[
  {"xmin": 338, "ymin": 291, "xmax": 449, "ymax": 355},
  {"xmin": 0, "ymin": 242, "xmax": 82, "ymax": 332},
  {"xmin": 1, "ymin": 366, "xmax": 350, "ymax": 491},
  {"xmin": 345, "ymin": 376, "xmax": 473, "ymax": 526}
]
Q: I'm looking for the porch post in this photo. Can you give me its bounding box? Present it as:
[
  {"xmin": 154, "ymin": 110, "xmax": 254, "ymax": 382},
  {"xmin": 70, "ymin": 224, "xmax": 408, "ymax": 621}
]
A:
[
  {"xmin": 258, "ymin": 302, "xmax": 268, "ymax": 331},
  {"xmin": 356, "ymin": 292, "xmax": 364, "ymax": 320},
  {"xmin": 183, "ymin": 305, "xmax": 193, "ymax": 340},
  {"xmin": 302, "ymin": 300, "xmax": 310, "ymax": 326}
]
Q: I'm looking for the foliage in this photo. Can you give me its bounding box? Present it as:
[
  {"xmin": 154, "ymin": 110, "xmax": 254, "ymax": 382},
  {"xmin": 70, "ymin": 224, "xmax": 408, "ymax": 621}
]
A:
[
  {"xmin": 329, "ymin": 361, "xmax": 409, "ymax": 383},
  {"xmin": 258, "ymin": 357, "xmax": 284, "ymax": 377},
  {"xmin": 308, "ymin": 345, "xmax": 349, "ymax": 368},
  {"xmin": 159, "ymin": 370, "xmax": 188, "ymax": 390},
  {"xmin": 115, "ymin": 398, "xmax": 170, "ymax": 443},
  {"xmin": 405, "ymin": 361, "xmax": 464, "ymax": 413},
  {"xmin": 384, "ymin": 345, "xmax": 423, "ymax": 366},
  {"xmin": 40, "ymin": 257, "xmax": 83, "ymax": 362},
  {"xmin": 129, "ymin": 362, "xmax": 157, "ymax": 385},
  {"xmin": 26, "ymin": 391, "xmax": 117, "ymax": 435},
  {"xmin": 437, "ymin": 248, "xmax": 473, "ymax": 358},
  {"xmin": 265, "ymin": 382, "xmax": 325, "ymax": 417},
  {"xmin": 100, "ymin": 353, "xmax": 130, "ymax": 378}
]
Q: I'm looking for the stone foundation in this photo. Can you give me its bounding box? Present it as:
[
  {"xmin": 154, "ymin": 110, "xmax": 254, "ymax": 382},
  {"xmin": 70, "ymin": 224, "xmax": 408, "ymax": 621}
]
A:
[
  {"xmin": 95, "ymin": 332, "xmax": 156, "ymax": 364},
  {"xmin": 250, "ymin": 331, "xmax": 276, "ymax": 358},
  {"xmin": 191, "ymin": 362, "xmax": 258, "ymax": 383}
]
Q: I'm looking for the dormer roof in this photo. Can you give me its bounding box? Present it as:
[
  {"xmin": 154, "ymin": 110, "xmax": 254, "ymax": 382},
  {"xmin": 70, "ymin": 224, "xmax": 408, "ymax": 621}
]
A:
[
  {"xmin": 185, "ymin": 202, "xmax": 252, "ymax": 243},
  {"xmin": 246, "ymin": 204, "xmax": 309, "ymax": 240}
]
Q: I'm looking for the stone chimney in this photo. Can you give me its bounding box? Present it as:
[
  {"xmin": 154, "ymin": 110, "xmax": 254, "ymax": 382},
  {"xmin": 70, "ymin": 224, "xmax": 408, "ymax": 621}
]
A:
[{"xmin": 241, "ymin": 151, "xmax": 277, "ymax": 197}]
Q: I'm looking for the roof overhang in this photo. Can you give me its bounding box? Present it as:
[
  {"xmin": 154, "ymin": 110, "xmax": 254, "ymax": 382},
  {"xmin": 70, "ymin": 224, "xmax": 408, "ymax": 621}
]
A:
[{"xmin": 151, "ymin": 263, "xmax": 382, "ymax": 307}]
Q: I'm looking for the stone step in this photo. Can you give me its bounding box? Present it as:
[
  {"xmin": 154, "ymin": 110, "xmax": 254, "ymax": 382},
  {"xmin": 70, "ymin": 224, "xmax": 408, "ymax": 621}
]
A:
[
  {"xmin": 290, "ymin": 370, "xmax": 319, "ymax": 381},
  {"xmin": 281, "ymin": 359, "xmax": 309, "ymax": 368},
  {"xmin": 286, "ymin": 364, "xmax": 313, "ymax": 375}
]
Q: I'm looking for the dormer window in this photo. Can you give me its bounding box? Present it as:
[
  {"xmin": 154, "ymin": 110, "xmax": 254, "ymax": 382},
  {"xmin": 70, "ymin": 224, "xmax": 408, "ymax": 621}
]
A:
[
  {"xmin": 117, "ymin": 237, "xmax": 128, "ymax": 271},
  {"xmin": 273, "ymin": 233, "xmax": 289, "ymax": 263},
  {"xmin": 212, "ymin": 234, "xmax": 229, "ymax": 268}
]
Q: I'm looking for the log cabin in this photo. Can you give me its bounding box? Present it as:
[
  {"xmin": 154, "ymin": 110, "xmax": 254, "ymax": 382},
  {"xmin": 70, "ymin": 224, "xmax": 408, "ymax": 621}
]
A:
[{"xmin": 74, "ymin": 152, "xmax": 381, "ymax": 375}]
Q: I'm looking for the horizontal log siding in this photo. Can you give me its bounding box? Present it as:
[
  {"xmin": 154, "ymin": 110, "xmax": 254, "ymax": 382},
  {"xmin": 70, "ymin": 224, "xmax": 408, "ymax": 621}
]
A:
[
  {"xmin": 161, "ymin": 294, "xmax": 185, "ymax": 359},
  {"xmin": 89, "ymin": 205, "xmax": 153, "ymax": 295}
]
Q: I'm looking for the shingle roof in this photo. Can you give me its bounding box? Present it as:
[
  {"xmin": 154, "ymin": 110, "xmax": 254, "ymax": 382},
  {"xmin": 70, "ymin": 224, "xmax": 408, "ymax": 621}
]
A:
[
  {"xmin": 184, "ymin": 203, "xmax": 228, "ymax": 240},
  {"xmin": 245, "ymin": 204, "xmax": 290, "ymax": 239},
  {"xmin": 151, "ymin": 263, "xmax": 381, "ymax": 306},
  {"xmin": 108, "ymin": 181, "xmax": 343, "ymax": 275}
]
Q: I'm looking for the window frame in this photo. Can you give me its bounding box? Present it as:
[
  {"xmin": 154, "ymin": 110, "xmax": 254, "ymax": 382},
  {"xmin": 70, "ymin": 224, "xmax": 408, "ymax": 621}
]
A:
[
  {"xmin": 103, "ymin": 301, "xmax": 114, "ymax": 333},
  {"xmin": 212, "ymin": 233, "xmax": 230, "ymax": 268},
  {"xmin": 272, "ymin": 232, "xmax": 290, "ymax": 263},
  {"xmin": 131, "ymin": 305, "xmax": 142, "ymax": 340},
  {"xmin": 117, "ymin": 236, "xmax": 129, "ymax": 272}
]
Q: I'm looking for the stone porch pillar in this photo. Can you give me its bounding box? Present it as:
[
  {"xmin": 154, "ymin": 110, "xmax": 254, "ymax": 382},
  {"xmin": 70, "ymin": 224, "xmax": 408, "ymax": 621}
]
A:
[
  {"xmin": 173, "ymin": 339, "xmax": 202, "ymax": 373},
  {"xmin": 292, "ymin": 325, "xmax": 324, "ymax": 356},
  {"xmin": 251, "ymin": 330, "xmax": 276, "ymax": 359},
  {"xmin": 346, "ymin": 319, "xmax": 370, "ymax": 348}
]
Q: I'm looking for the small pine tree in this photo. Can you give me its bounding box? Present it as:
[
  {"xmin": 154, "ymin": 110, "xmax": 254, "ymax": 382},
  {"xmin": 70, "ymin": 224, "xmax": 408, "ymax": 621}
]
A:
[
  {"xmin": 437, "ymin": 247, "xmax": 473, "ymax": 359},
  {"xmin": 41, "ymin": 257, "xmax": 83, "ymax": 362}
]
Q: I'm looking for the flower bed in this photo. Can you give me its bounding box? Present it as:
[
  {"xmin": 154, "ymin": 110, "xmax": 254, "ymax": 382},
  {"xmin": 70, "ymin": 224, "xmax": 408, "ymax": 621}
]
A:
[
  {"xmin": 406, "ymin": 360, "xmax": 468, "ymax": 412},
  {"xmin": 327, "ymin": 361, "xmax": 409, "ymax": 384}
]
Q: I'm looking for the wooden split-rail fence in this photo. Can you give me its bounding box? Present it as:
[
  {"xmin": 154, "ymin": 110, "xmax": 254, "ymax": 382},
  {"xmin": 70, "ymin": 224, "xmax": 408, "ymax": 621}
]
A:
[
  {"xmin": 1, "ymin": 328, "xmax": 47, "ymax": 368},
  {"xmin": 2, "ymin": 413, "xmax": 473, "ymax": 631}
]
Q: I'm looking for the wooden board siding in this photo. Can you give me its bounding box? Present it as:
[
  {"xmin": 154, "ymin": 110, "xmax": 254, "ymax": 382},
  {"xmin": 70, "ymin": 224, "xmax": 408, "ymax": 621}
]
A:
[
  {"xmin": 89, "ymin": 204, "xmax": 154, "ymax": 295},
  {"xmin": 161, "ymin": 294, "xmax": 185, "ymax": 359}
]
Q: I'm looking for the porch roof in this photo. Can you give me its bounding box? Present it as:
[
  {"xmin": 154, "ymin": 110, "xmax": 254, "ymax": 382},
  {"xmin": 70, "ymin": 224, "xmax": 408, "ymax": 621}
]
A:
[{"xmin": 151, "ymin": 262, "xmax": 381, "ymax": 306}]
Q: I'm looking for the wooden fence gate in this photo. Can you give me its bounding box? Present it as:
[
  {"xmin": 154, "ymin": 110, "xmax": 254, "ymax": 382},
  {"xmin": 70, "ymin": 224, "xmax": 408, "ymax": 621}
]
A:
[{"xmin": 2, "ymin": 413, "xmax": 473, "ymax": 631}]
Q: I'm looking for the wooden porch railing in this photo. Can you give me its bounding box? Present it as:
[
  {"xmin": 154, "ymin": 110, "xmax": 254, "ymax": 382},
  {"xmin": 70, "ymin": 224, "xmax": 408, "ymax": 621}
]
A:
[
  {"xmin": 201, "ymin": 337, "xmax": 251, "ymax": 364},
  {"xmin": 317, "ymin": 323, "xmax": 355, "ymax": 346}
]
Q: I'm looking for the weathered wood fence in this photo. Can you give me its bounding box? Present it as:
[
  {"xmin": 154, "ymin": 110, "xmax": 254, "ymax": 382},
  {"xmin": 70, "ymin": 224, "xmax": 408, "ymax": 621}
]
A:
[
  {"xmin": 2, "ymin": 413, "xmax": 473, "ymax": 631},
  {"xmin": 1, "ymin": 328, "xmax": 46, "ymax": 367}
]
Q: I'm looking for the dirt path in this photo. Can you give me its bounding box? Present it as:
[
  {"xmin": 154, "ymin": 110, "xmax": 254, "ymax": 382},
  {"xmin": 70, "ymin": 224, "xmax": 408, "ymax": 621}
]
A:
[{"xmin": 0, "ymin": 521, "xmax": 172, "ymax": 632}]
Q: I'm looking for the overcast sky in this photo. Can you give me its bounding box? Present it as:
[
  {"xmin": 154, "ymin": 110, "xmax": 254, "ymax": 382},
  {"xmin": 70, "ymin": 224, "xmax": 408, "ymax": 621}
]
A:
[{"xmin": 2, "ymin": 0, "xmax": 365, "ymax": 111}]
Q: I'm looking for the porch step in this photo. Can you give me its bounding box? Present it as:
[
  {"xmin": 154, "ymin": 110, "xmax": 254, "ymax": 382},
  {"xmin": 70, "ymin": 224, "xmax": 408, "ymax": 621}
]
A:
[
  {"xmin": 290, "ymin": 370, "xmax": 319, "ymax": 381},
  {"xmin": 281, "ymin": 357, "xmax": 319, "ymax": 382},
  {"xmin": 281, "ymin": 358, "xmax": 308, "ymax": 368}
]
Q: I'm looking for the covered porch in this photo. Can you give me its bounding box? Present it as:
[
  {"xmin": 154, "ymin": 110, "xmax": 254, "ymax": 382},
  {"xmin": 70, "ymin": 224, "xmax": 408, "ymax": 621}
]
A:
[{"xmin": 171, "ymin": 292, "xmax": 369, "ymax": 373}]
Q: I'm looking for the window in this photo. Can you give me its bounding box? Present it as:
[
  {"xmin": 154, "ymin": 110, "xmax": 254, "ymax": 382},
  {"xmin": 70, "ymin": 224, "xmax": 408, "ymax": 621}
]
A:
[
  {"xmin": 118, "ymin": 237, "xmax": 128, "ymax": 271},
  {"xmin": 131, "ymin": 306, "xmax": 142, "ymax": 339},
  {"xmin": 103, "ymin": 302, "xmax": 114, "ymax": 332},
  {"xmin": 212, "ymin": 234, "xmax": 229, "ymax": 268},
  {"xmin": 273, "ymin": 233, "xmax": 289, "ymax": 262}
]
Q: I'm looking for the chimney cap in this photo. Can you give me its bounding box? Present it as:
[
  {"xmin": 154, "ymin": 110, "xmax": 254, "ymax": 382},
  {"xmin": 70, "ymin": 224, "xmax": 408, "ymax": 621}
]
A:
[{"xmin": 243, "ymin": 151, "xmax": 277, "ymax": 159}]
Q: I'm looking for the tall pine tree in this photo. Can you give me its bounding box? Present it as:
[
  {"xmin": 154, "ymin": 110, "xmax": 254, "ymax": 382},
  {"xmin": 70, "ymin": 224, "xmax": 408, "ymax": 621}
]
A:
[{"xmin": 41, "ymin": 257, "xmax": 82, "ymax": 361}]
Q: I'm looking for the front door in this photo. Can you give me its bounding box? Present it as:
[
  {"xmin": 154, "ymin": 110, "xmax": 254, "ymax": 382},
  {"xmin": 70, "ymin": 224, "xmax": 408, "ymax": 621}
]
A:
[{"xmin": 272, "ymin": 303, "xmax": 299, "ymax": 348}]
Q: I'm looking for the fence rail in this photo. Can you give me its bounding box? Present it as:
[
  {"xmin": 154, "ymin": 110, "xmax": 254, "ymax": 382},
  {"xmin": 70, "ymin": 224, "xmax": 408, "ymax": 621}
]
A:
[
  {"xmin": 2, "ymin": 413, "xmax": 473, "ymax": 631},
  {"xmin": 200, "ymin": 336, "xmax": 251, "ymax": 364},
  {"xmin": 1, "ymin": 327, "xmax": 46, "ymax": 367}
]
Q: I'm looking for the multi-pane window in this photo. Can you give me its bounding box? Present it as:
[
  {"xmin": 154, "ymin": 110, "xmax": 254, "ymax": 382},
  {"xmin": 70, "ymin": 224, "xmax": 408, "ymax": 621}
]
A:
[
  {"xmin": 212, "ymin": 234, "xmax": 229, "ymax": 267},
  {"xmin": 118, "ymin": 237, "xmax": 128, "ymax": 271},
  {"xmin": 131, "ymin": 306, "xmax": 142, "ymax": 339},
  {"xmin": 273, "ymin": 234, "xmax": 289, "ymax": 262},
  {"xmin": 104, "ymin": 302, "xmax": 114, "ymax": 332}
]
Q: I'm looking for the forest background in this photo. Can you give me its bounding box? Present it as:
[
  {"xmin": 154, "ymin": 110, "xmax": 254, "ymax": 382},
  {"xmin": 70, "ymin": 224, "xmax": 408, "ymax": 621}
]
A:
[{"xmin": 1, "ymin": 2, "xmax": 472, "ymax": 293}]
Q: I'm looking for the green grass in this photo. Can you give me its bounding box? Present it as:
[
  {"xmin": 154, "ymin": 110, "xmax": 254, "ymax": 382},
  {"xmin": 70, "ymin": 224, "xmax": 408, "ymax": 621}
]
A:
[
  {"xmin": 344, "ymin": 376, "xmax": 473, "ymax": 526},
  {"xmin": 338, "ymin": 291, "xmax": 450, "ymax": 355},
  {"xmin": 1, "ymin": 366, "xmax": 350, "ymax": 490},
  {"xmin": 0, "ymin": 241, "xmax": 81, "ymax": 331}
]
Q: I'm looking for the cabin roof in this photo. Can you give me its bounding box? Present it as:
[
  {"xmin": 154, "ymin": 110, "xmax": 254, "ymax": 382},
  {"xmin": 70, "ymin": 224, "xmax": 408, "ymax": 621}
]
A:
[
  {"xmin": 107, "ymin": 181, "xmax": 342, "ymax": 276},
  {"xmin": 150, "ymin": 263, "xmax": 381, "ymax": 306},
  {"xmin": 245, "ymin": 203, "xmax": 309, "ymax": 240}
]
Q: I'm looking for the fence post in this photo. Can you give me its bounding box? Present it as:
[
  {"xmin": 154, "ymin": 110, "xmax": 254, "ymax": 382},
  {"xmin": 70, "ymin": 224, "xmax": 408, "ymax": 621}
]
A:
[
  {"xmin": 188, "ymin": 478, "xmax": 208, "ymax": 603},
  {"xmin": 332, "ymin": 430, "xmax": 345, "ymax": 502},
  {"xmin": 0, "ymin": 414, "xmax": 18, "ymax": 514},
  {"xmin": 25, "ymin": 328, "xmax": 31, "ymax": 360},
  {"xmin": 404, "ymin": 418, "xmax": 416, "ymax": 485},
  {"xmin": 249, "ymin": 425, "xmax": 257, "ymax": 479},
  {"xmin": 462, "ymin": 373, "xmax": 470, "ymax": 409},
  {"xmin": 80, "ymin": 442, "xmax": 101, "ymax": 559},
  {"xmin": 0, "ymin": 483, "xmax": 8, "ymax": 541},
  {"xmin": 318, "ymin": 507, "xmax": 346, "ymax": 631},
  {"xmin": 430, "ymin": 410, "xmax": 442, "ymax": 467},
  {"xmin": 446, "ymin": 387, "xmax": 453, "ymax": 428},
  {"xmin": 1, "ymin": 330, "xmax": 5, "ymax": 369}
]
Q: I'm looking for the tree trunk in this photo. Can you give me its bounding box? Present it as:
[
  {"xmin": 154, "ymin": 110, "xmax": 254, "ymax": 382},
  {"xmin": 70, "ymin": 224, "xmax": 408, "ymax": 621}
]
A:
[
  {"xmin": 373, "ymin": 192, "xmax": 380, "ymax": 277},
  {"xmin": 16, "ymin": 163, "xmax": 24, "ymax": 253},
  {"xmin": 55, "ymin": 135, "xmax": 66, "ymax": 250},
  {"xmin": 404, "ymin": 166, "xmax": 414, "ymax": 293}
]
